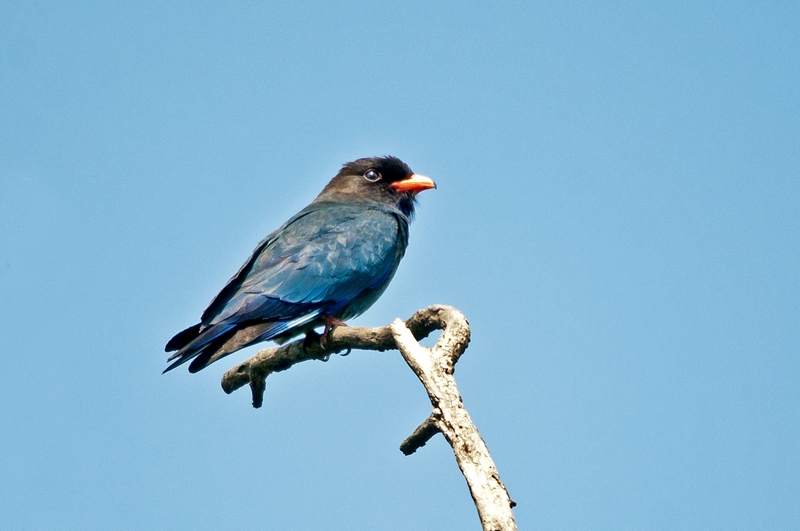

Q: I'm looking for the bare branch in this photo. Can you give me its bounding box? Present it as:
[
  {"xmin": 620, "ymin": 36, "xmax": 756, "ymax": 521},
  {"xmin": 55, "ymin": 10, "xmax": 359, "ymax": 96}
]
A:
[
  {"xmin": 390, "ymin": 317, "xmax": 517, "ymax": 531},
  {"xmin": 220, "ymin": 305, "xmax": 517, "ymax": 531},
  {"xmin": 221, "ymin": 305, "xmax": 452, "ymax": 406}
]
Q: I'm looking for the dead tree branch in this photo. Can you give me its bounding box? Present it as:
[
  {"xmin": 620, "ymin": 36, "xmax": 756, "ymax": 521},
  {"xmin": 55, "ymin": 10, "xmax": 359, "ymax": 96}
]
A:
[{"xmin": 220, "ymin": 305, "xmax": 517, "ymax": 531}]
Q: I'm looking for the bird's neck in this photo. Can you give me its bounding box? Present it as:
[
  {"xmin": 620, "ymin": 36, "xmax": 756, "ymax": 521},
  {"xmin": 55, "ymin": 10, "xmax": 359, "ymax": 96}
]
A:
[{"xmin": 313, "ymin": 193, "xmax": 415, "ymax": 221}]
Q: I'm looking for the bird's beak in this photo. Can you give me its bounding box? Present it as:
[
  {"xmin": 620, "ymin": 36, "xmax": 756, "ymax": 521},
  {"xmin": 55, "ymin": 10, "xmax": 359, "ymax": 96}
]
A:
[{"xmin": 389, "ymin": 174, "xmax": 437, "ymax": 194}]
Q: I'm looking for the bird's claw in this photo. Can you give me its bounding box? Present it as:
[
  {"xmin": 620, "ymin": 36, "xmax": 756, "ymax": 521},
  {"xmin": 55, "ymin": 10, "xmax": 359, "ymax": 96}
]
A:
[
  {"xmin": 320, "ymin": 315, "xmax": 348, "ymax": 350},
  {"xmin": 303, "ymin": 316, "xmax": 350, "ymax": 355}
]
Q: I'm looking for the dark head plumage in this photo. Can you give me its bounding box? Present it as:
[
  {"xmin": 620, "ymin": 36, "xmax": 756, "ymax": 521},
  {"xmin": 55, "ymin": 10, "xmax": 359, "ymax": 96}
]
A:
[{"xmin": 316, "ymin": 156, "xmax": 435, "ymax": 218}]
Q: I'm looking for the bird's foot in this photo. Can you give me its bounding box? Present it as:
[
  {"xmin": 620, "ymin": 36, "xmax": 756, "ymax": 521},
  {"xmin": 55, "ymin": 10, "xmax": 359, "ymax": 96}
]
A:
[
  {"xmin": 303, "ymin": 315, "xmax": 350, "ymax": 356},
  {"xmin": 320, "ymin": 315, "xmax": 348, "ymax": 349},
  {"xmin": 302, "ymin": 316, "xmax": 349, "ymax": 355}
]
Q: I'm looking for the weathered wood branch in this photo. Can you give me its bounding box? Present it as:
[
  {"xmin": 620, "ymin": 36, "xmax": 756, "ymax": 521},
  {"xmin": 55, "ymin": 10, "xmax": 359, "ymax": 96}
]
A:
[
  {"xmin": 220, "ymin": 305, "xmax": 517, "ymax": 531},
  {"xmin": 220, "ymin": 307, "xmax": 447, "ymax": 406}
]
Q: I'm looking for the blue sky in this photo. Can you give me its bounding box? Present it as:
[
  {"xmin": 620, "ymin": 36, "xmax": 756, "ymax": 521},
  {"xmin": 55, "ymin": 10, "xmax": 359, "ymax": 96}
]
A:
[{"xmin": 1, "ymin": 2, "xmax": 798, "ymax": 530}]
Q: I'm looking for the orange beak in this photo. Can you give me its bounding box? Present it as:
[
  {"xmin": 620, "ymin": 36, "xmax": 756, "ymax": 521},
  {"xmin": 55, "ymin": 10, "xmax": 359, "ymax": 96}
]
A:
[{"xmin": 388, "ymin": 174, "xmax": 437, "ymax": 194}]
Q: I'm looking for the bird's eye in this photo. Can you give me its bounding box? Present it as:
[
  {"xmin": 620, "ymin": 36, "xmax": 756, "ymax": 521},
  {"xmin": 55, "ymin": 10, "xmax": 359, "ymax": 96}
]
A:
[{"xmin": 363, "ymin": 169, "xmax": 382, "ymax": 182}]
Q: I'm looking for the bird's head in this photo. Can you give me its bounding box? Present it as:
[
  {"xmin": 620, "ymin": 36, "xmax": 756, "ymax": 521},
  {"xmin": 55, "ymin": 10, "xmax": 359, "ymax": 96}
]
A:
[{"xmin": 316, "ymin": 156, "xmax": 436, "ymax": 218}]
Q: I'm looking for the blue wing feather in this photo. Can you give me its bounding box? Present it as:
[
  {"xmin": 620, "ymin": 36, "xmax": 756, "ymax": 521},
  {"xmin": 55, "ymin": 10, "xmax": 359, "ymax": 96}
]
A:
[{"xmin": 210, "ymin": 204, "xmax": 406, "ymax": 326}]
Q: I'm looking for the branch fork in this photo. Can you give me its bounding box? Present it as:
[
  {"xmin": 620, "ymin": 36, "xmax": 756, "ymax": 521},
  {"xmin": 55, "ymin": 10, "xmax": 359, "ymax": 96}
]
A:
[{"xmin": 220, "ymin": 305, "xmax": 517, "ymax": 531}]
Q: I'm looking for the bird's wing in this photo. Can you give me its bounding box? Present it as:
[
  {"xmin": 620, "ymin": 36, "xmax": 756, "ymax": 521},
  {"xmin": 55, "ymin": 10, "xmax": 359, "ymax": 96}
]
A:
[
  {"xmin": 205, "ymin": 203, "xmax": 407, "ymax": 328},
  {"xmin": 198, "ymin": 206, "xmax": 318, "ymax": 324}
]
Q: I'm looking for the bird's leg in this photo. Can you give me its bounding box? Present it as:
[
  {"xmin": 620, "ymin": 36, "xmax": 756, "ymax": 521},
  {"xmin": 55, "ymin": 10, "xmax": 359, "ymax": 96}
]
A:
[
  {"xmin": 320, "ymin": 315, "xmax": 348, "ymax": 349},
  {"xmin": 302, "ymin": 316, "xmax": 349, "ymax": 354}
]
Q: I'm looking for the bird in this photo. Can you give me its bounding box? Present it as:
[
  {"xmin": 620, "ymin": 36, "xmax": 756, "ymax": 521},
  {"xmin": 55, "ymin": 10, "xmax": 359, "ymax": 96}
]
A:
[{"xmin": 164, "ymin": 156, "xmax": 436, "ymax": 373}]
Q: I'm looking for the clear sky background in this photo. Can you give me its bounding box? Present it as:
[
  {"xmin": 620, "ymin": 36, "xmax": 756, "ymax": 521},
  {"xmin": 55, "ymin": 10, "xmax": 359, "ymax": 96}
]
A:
[{"xmin": 1, "ymin": 2, "xmax": 798, "ymax": 530}]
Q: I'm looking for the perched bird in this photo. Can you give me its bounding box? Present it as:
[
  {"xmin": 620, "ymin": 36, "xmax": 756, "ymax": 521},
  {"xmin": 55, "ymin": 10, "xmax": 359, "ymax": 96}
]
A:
[{"xmin": 164, "ymin": 156, "xmax": 436, "ymax": 373}]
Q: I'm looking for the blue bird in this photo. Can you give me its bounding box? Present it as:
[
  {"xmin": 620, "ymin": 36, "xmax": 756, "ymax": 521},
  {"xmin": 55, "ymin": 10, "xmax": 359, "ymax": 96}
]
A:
[{"xmin": 164, "ymin": 156, "xmax": 436, "ymax": 373}]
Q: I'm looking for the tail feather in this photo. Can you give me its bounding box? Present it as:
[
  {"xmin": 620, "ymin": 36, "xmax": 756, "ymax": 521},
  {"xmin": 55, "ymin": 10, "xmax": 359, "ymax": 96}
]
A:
[
  {"xmin": 162, "ymin": 343, "xmax": 210, "ymax": 373},
  {"xmin": 165, "ymin": 323, "xmax": 203, "ymax": 352},
  {"xmin": 162, "ymin": 323, "xmax": 237, "ymax": 373},
  {"xmin": 164, "ymin": 310, "xmax": 325, "ymax": 373},
  {"xmin": 184, "ymin": 315, "xmax": 319, "ymax": 372},
  {"xmin": 188, "ymin": 347, "xmax": 218, "ymax": 373}
]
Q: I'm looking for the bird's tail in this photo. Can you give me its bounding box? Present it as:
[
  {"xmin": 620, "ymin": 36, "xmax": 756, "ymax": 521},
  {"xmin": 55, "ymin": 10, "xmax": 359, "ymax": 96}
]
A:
[
  {"xmin": 163, "ymin": 323, "xmax": 236, "ymax": 373},
  {"xmin": 164, "ymin": 323, "xmax": 202, "ymax": 351},
  {"xmin": 163, "ymin": 310, "xmax": 325, "ymax": 373}
]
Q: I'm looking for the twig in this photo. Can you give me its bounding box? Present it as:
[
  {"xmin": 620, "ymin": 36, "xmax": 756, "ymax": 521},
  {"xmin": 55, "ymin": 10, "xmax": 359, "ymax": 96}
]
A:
[{"xmin": 399, "ymin": 412, "xmax": 441, "ymax": 455}]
